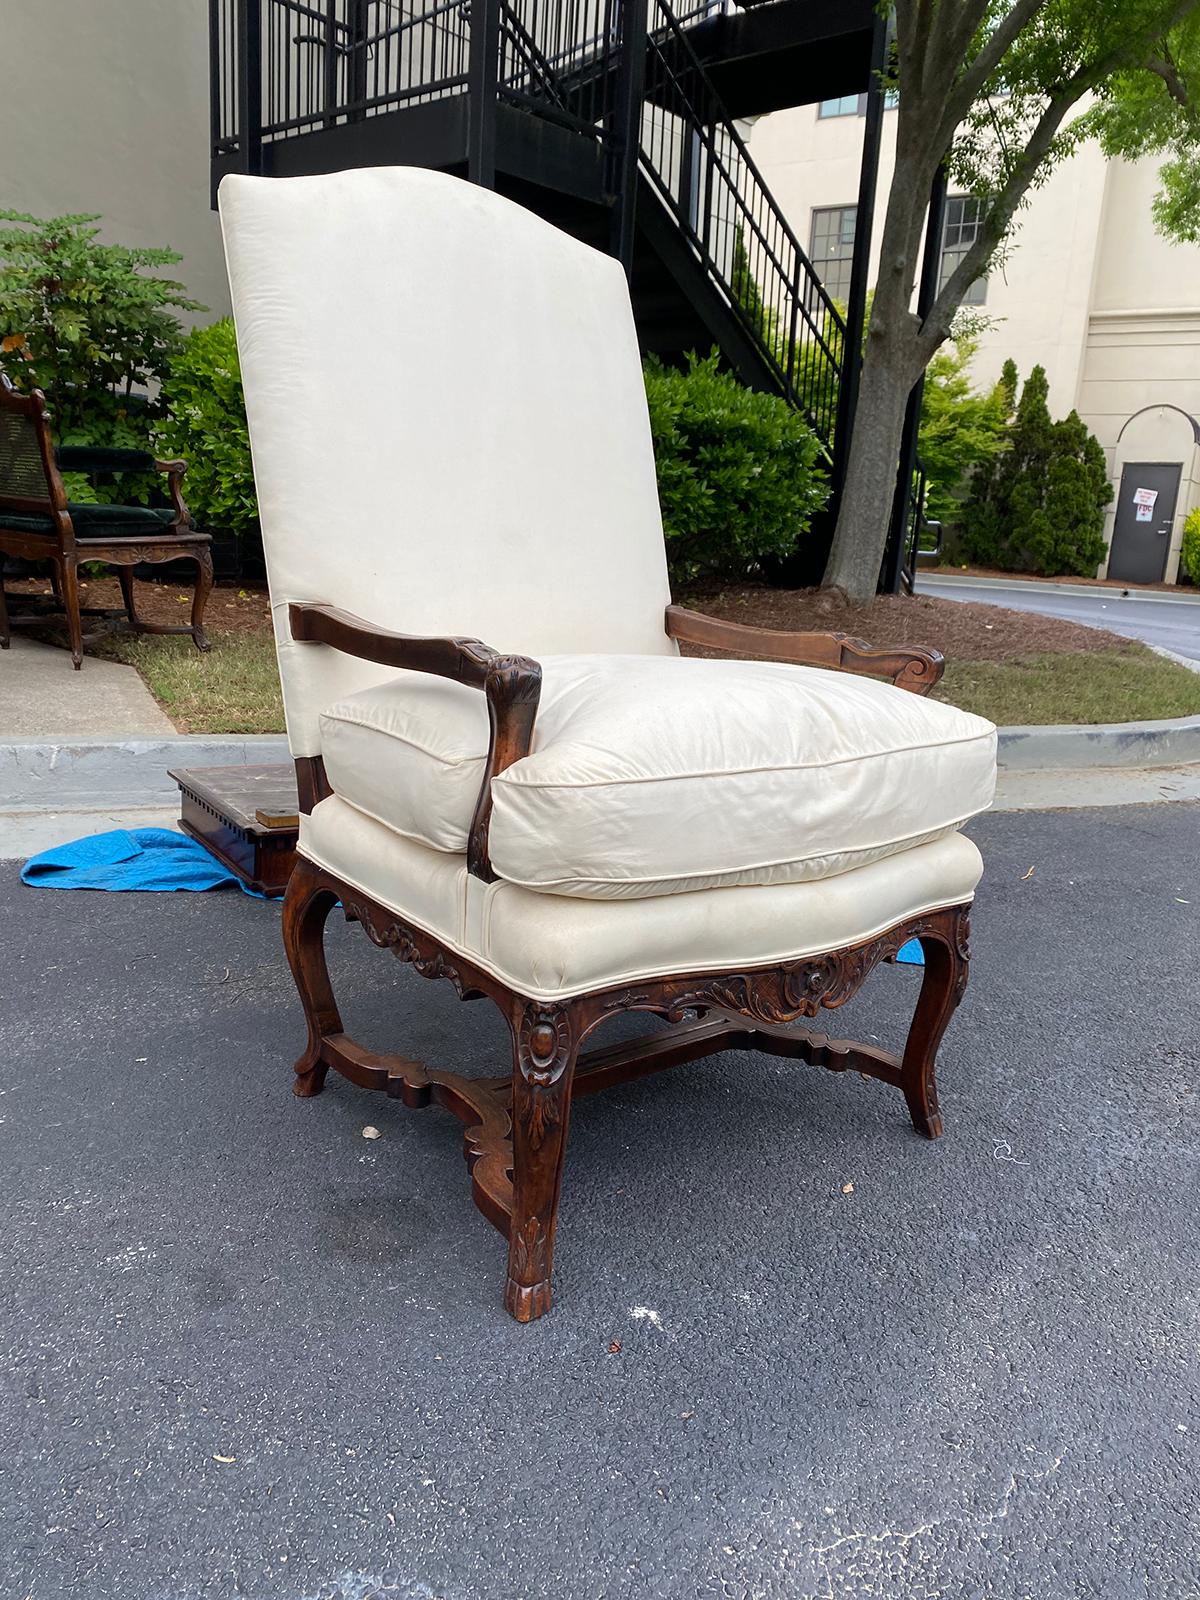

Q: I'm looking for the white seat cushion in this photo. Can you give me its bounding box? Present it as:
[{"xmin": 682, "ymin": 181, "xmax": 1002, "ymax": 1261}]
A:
[
  {"xmin": 319, "ymin": 655, "xmax": 996, "ymax": 900},
  {"xmin": 301, "ymin": 795, "xmax": 985, "ymax": 1001}
]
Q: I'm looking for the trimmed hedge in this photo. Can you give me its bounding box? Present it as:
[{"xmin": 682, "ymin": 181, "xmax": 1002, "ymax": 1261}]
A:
[{"xmin": 643, "ymin": 352, "xmax": 828, "ymax": 583}]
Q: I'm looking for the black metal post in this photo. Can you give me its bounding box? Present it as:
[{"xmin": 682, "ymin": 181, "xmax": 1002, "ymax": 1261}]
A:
[
  {"xmin": 208, "ymin": 0, "xmax": 224, "ymax": 205},
  {"xmin": 324, "ymin": 0, "xmax": 340, "ymax": 127},
  {"xmin": 829, "ymin": 7, "xmax": 889, "ymax": 503},
  {"xmin": 467, "ymin": 0, "xmax": 501, "ymax": 188},
  {"xmin": 348, "ymin": 0, "xmax": 369, "ymax": 122},
  {"xmin": 880, "ymin": 164, "xmax": 948, "ymax": 594},
  {"xmin": 610, "ymin": 0, "xmax": 649, "ymax": 275},
  {"xmin": 236, "ymin": 0, "xmax": 263, "ymax": 175}
]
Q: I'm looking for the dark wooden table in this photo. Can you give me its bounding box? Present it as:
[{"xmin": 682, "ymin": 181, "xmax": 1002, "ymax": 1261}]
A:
[{"xmin": 169, "ymin": 764, "xmax": 298, "ymax": 897}]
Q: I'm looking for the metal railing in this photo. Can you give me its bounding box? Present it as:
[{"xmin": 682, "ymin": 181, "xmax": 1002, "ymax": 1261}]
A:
[
  {"xmin": 635, "ymin": 0, "xmax": 845, "ymax": 449},
  {"xmin": 210, "ymin": 0, "xmax": 847, "ymax": 452},
  {"xmin": 211, "ymin": 0, "xmax": 474, "ymax": 160},
  {"xmin": 498, "ymin": 0, "xmax": 620, "ymax": 139}
]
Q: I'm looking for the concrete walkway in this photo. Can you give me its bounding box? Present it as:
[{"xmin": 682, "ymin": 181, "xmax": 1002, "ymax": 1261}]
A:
[{"xmin": 0, "ymin": 635, "xmax": 173, "ymax": 737}]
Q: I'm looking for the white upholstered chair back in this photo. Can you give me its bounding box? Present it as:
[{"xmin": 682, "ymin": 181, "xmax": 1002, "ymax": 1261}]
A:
[{"xmin": 219, "ymin": 167, "xmax": 675, "ymax": 756}]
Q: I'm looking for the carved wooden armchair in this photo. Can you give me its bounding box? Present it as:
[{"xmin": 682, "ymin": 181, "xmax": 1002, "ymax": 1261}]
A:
[
  {"xmin": 220, "ymin": 167, "xmax": 996, "ymax": 1322},
  {"xmin": 0, "ymin": 375, "xmax": 212, "ymax": 668}
]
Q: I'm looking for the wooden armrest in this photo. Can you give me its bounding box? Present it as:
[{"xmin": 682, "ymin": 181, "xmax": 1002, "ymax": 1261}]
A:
[
  {"xmin": 289, "ymin": 601, "xmax": 541, "ymax": 881},
  {"xmin": 664, "ymin": 605, "xmax": 944, "ymax": 696}
]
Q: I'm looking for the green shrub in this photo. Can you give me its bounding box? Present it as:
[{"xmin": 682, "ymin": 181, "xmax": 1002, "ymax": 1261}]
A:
[
  {"xmin": 917, "ymin": 336, "xmax": 1010, "ymax": 527},
  {"xmin": 960, "ymin": 365, "xmax": 1111, "ymax": 576},
  {"xmin": 158, "ymin": 318, "xmax": 259, "ymax": 546},
  {"xmin": 643, "ymin": 352, "xmax": 829, "ymax": 583},
  {"xmin": 0, "ymin": 211, "xmax": 201, "ymax": 500},
  {"xmin": 1181, "ymin": 506, "xmax": 1200, "ymax": 582}
]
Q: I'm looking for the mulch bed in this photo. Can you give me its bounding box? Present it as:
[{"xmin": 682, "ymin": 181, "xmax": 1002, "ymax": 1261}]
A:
[
  {"xmin": 6, "ymin": 574, "xmax": 1136, "ymax": 666},
  {"xmin": 683, "ymin": 583, "xmax": 1137, "ymax": 663},
  {"xmin": 5, "ymin": 575, "xmax": 272, "ymax": 636}
]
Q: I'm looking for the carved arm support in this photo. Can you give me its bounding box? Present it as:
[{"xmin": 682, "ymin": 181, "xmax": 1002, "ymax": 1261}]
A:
[
  {"xmin": 288, "ymin": 601, "xmax": 541, "ymax": 881},
  {"xmin": 154, "ymin": 459, "xmax": 191, "ymax": 527},
  {"xmin": 664, "ymin": 604, "xmax": 945, "ymax": 695}
]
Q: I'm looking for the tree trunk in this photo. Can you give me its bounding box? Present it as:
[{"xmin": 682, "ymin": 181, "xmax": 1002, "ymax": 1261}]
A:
[
  {"xmin": 822, "ymin": 339, "xmax": 916, "ymax": 603},
  {"xmin": 820, "ymin": 81, "xmax": 948, "ymax": 605}
]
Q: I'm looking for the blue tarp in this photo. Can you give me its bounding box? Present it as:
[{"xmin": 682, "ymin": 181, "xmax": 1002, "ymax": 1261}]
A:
[{"xmin": 20, "ymin": 828, "xmax": 262, "ymax": 896}]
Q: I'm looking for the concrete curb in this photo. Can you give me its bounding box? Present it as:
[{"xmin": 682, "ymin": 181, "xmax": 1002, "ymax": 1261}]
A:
[
  {"xmin": 2, "ymin": 717, "xmax": 1200, "ymax": 821},
  {"xmin": 997, "ymin": 714, "xmax": 1200, "ymax": 770},
  {"xmin": 0, "ymin": 734, "xmax": 290, "ymax": 811},
  {"xmin": 921, "ymin": 571, "xmax": 1200, "ymax": 607}
]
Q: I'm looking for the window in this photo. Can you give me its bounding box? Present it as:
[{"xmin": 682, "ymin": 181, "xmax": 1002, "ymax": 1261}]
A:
[
  {"xmin": 940, "ymin": 195, "xmax": 988, "ymax": 305},
  {"xmin": 818, "ymin": 95, "xmax": 863, "ymax": 118},
  {"xmin": 818, "ymin": 90, "xmax": 899, "ymax": 117},
  {"xmin": 809, "ymin": 205, "xmax": 857, "ymax": 303}
]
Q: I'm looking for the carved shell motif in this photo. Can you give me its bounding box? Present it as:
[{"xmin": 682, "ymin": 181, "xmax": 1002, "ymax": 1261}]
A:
[{"xmin": 517, "ymin": 1005, "xmax": 573, "ymax": 1087}]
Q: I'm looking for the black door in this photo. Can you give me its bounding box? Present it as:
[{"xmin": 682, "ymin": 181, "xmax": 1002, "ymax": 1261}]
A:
[{"xmin": 1108, "ymin": 462, "xmax": 1181, "ymax": 584}]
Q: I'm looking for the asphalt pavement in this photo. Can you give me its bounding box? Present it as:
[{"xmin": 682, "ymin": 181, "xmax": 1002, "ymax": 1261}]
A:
[
  {"xmin": 917, "ymin": 574, "xmax": 1200, "ymax": 662},
  {"xmin": 2, "ymin": 804, "xmax": 1198, "ymax": 1600}
]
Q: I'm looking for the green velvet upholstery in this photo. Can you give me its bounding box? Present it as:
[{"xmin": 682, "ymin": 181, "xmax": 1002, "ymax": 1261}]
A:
[
  {"xmin": 54, "ymin": 446, "xmax": 159, "ymax": 474},
  {"xmin": 0, "ymin": 503, "xmax": 178, "ymax": 537}
]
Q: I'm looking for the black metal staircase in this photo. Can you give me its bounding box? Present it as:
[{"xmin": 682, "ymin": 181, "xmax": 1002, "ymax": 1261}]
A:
[
  {"xmin": 210, "ymin": 0, "xmax": 888, "ymax": 556},
  {"xmin": 211, "ymin": 0, "xmax": 851, "ymax": 439}
]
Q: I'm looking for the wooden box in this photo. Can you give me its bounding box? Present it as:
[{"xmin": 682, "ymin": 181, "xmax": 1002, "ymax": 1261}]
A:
[{"xmin": 169, "ymin": 764, "xmax": 299, "ymax": 898}]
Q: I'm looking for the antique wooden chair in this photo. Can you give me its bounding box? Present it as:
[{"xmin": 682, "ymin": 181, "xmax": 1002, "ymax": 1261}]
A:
[
  {"xmin": 0, "ymin": 374, "xmax": 213, "ymax": 668},
  {"xmin": 220, "ymin": 167, "xmax": 996, "ymax": 1322}
]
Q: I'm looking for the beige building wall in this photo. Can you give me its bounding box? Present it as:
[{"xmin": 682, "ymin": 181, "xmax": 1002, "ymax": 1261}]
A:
[
  {"xmin": 749, "ymin": 103, "xmax": 1200, "ymax": 581},
  {"xmin": 748, "ymin": 103, "xmax": 1107, "ymax": 415},
  {"xmin": 0, "ymin": 0, "xmax": 230, "ymax": 320}
]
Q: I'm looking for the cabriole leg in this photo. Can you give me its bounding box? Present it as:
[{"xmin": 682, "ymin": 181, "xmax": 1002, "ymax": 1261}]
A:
[
  {"xmin": 281, "ymin": 856, "xmax": 344, "ymax": 1098},
  {"xmin": 117, "ymin": 566, "xmax": 140, "ymax": 630},
  {"xmin": 60, "ymin": 556, "xmax": 83, "ymax": 669},
  {"xmin": 504, "ymin": 1004, "xmax": 580, "ymax": 1323},
  {"xmin": 190, "ymin": 548, "xmax": 214, "ymax": 652},
  {"xmin": 901, "ymin": 910, "xmax": 970, "ymax": 1140}
]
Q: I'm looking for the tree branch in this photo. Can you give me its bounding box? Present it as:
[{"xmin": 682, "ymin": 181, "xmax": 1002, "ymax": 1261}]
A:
[
  {"xmin": 915, "ymin": 0, "xmax": 1200, "ymax": 363},
  {"xmin": 1146, "ymin": 45, "xmax": 1191, "ymax": 106},
  {"xmin": 915, "ymin": 98, "xmax": 1081, "ymax": 361},
  {"xmin": 899, "ymin": 0, "xmax": 938, "ymax": 92},
  {"xmin": 945, "ymin": 0, "xmax": 1052, "ymax": 124}
]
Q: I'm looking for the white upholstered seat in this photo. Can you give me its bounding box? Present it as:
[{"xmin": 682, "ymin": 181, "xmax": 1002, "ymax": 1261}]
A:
[
  {"xmin": 302, "ymin": 795, "xmax": 985, "ymax": 1001},
  {"xmin": 320, "ymin": 654, "xmax": 996, "ymax": 899}
]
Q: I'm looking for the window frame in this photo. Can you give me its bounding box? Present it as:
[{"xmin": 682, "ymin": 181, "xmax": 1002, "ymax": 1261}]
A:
[
  {"xmin": 809, "ymin": 204, "xmax": 859, "ymax": 304},
  {"xmin": 817, "ymin": 90, "xmax": 899, "ymax": 117},
  {"xmin": 939, "ymin": 194, "xmax": 988, "ymax": 306}
]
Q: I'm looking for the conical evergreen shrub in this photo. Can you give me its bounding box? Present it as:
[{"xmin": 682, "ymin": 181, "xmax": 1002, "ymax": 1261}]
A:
[{"xmin": 961, "ymin": 365, "xmax": 1111, "ymax": 576}]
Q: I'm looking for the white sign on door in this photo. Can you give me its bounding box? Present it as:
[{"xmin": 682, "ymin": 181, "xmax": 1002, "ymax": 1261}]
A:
[{"xmin": 1133, "ymin": 486, "xmax": 1158, "ymax": 509}]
